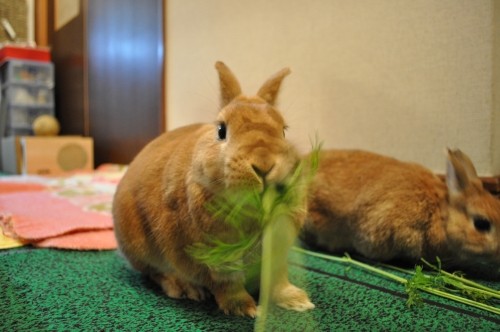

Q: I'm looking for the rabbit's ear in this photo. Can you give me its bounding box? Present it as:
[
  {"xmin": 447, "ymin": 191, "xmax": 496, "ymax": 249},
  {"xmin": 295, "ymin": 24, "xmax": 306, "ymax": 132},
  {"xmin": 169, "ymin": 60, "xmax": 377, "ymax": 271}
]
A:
[
  {"xmin": 257, "ymin": 67, "xmax": 291, "ymax": 106},
  {"xmin": 446, "ymin": 148, "xmax": 482, "ymax": 195},
  {"xmin": 215, "ymin": 61, "xmax": 242, "ymax": 108}
]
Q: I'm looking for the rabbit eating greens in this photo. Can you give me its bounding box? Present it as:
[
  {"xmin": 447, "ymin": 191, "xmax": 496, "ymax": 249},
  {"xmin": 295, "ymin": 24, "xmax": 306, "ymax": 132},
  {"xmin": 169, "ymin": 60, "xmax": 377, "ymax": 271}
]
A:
[
  {"xmin": 303, "ymin": 149, "xmax": 500, "ymax": 277},
  {"xmin": 113, "ymin": 62, "xmax": 314, "ymax": 317}
]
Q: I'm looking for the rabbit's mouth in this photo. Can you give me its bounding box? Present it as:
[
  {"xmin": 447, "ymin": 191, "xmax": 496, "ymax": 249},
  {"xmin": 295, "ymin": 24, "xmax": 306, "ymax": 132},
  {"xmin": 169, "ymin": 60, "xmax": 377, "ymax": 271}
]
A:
[
  {"xmin": 245, "ymin": 171, "xmax": 282, "ymax": 195},
  {"xmin": 232, "ymin": 179, "xmax": 286, "ymax": 197}
]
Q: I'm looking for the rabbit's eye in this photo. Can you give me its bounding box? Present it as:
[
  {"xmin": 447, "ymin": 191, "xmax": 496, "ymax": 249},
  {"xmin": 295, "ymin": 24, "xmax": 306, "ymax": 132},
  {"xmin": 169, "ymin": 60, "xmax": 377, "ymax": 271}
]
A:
[
  {"xmin": 473, "ymin": 216, "xmax": 492, "ymax": 233},
  {"xmin": 217, "ymin": 122, "xmax": 227, "ymax": 140}
]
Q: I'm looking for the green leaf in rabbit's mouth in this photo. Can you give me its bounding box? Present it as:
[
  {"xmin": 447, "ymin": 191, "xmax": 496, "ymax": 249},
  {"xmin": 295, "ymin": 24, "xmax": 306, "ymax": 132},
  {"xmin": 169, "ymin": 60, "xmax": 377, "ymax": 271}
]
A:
[{"xmin": 185, "ymin": 140, "xmax": 322, "ymax": 274}]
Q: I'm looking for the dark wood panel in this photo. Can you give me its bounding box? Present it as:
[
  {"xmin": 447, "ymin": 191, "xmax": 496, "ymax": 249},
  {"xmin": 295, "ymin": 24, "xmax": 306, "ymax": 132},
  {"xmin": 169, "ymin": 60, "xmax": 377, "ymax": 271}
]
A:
[
  {"xmin": 86, "ymin": 0, "xmax": 164, "ymax": 165},
  {"xmin": 52, "ymin": 0, "xmax": 165, "ymax": 166},
  {"xmin": 52, "ymin": 7, "xmax": 86, "ymax": 137}
]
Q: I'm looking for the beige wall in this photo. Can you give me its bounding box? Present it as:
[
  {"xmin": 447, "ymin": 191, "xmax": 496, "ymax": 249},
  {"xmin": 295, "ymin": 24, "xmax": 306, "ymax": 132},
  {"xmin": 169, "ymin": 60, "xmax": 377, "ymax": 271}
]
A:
[
  {"xmin": 166, "ymin": 0, "xmax": 499, "ymax": 176},
  {"xmin": 493, "ymin": 1, "xmax": 500, "ymax": 175}
]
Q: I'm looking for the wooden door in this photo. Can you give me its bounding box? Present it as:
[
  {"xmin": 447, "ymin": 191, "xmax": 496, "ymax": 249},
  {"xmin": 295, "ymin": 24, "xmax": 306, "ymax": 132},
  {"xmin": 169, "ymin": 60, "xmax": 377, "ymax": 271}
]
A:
[
  {"xmin": 50, "ymin": 0, "xmax": 165, "ymax": 166},
  {"xmin": 86, "ymin": 0, "xmax": 165, "ymax": 165}
]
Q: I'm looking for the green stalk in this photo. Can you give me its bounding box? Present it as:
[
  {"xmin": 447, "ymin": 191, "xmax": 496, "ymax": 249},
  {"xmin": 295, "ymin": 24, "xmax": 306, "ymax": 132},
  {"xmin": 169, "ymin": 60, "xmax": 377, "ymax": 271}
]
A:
[
  {"xmin": 420, "ymin": 286, "xmax": 500, "ymax": 315},
  {"xmin": 294, "ymin": 247, "xmax": 500, "ymax": 315},
  {"xmin": 255, "ymin": 215, "xmax": 273, "ymax": 332},
  {"xmin": 420, "ymin": 258, "xmax": 500, "ymax": 299},
  {"xmin": 384, "ymin": 260, "xmax": 500, "ymax": 309},
  {"xmin": 292, "ymin": 247, "xmax": 407, "ymax": 284},
  {"xmin": 380, "ymin": 262, "xmax": 500, "ymax": 300}
]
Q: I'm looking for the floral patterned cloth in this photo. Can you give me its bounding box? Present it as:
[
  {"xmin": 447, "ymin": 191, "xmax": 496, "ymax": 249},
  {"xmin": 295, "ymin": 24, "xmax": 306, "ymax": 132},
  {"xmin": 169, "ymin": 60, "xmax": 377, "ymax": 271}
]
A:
[{"xmin": 0, "ymin": 164, "xmax": 126, "ymax": 250}]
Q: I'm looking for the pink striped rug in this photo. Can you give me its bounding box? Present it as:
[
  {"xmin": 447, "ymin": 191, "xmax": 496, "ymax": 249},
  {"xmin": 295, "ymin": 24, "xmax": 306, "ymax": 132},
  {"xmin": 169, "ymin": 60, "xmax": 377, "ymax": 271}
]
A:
[{"xmin": 0, "ymin": 165, "xmax": 126, "ymax": 250}]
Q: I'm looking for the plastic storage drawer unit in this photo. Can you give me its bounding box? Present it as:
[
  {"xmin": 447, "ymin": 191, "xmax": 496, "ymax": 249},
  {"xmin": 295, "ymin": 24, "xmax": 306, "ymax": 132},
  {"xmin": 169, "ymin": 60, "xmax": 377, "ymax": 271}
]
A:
[
  {"xmin": 0, "ymin": 59, "xmax": 55, "ymax": 137},
  {"xmin": 0, "ymin": 60, "xmax": 54, "ymax": 87},
  {"xmin": 6, "ymin": 106, "xmax": 54, "ymax": 132},
  {"xmin": 4, "ymin": 85, "xmax": 54, "ymax": 107}
]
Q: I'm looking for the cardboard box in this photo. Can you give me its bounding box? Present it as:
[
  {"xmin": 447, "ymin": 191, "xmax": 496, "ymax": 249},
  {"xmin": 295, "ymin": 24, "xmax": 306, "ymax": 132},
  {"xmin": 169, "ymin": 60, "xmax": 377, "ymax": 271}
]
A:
[{"xmin": 1, "ymin": 136, "xmax": 93, "ymax": 175}]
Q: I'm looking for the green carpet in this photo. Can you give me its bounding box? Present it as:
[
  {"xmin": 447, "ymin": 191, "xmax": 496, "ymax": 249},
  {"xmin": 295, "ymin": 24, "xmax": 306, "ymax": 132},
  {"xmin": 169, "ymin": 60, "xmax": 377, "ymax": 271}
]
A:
[{"xmin": 1, "ymin": 247, "xmax": 499, "ymax": 331}]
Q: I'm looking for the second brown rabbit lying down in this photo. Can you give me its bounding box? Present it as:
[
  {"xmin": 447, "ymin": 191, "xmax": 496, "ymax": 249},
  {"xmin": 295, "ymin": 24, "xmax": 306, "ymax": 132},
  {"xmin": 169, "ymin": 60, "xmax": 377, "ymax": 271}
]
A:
[
  {"xmin": 302, "ymin": 149, "xmax": 500, "ymax": 277},
  {"xmin": 113, "ymin": 62, "xmax": 314, "ymax": 318}
]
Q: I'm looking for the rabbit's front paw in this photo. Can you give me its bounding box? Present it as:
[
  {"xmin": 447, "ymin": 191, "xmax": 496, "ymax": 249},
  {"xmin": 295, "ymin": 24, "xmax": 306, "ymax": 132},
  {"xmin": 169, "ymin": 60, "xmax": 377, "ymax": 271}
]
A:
[
  {"xmin": 215, "ymin": 290, "xmax": 257, "ymax": 317},
  {"xmin": 273, "ymin": 283, "xmax": 315, "ymax": 312},
  {"xmin": 156, "ymin": 274, "xmax": 207, "ymax": 301}
]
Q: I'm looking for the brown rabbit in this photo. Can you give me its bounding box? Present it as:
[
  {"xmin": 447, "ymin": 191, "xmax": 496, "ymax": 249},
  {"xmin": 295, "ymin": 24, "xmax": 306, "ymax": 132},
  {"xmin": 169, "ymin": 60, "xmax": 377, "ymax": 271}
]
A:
[
  {"xmin": 303, "ymin": 149, "xmax": 500, "ymax": 276},
  {"xmin": 112, "ymin": 62, "xmax": 314, "ymax": 317}
]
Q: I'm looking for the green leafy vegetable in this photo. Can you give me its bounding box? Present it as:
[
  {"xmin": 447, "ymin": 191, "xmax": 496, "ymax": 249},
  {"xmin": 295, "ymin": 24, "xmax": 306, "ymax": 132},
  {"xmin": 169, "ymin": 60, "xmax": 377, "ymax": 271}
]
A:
[
  {"xmin": 186, "ymin": 141, "xmax": 322, "ymax": 274},
  {"xmin": 294, "ymin": 247, "xmax": 500, "ymax": 315}
]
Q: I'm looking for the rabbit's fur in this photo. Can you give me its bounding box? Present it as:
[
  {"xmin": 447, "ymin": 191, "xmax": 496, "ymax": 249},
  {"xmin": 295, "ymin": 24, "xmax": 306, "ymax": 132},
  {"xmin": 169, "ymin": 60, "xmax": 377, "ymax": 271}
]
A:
[
  {"xmin": 113, "ymin": 62, "xmax": 314, "ymax": 317},
  {"xmin": 303, "ymin": 149, "xmax": 500, "ymax": 276}
]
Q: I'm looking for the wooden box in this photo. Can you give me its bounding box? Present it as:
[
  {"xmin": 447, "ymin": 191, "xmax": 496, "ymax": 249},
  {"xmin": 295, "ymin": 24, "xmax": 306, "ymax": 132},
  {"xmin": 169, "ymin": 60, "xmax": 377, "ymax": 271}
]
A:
[{"xmin": 1, "ymin": 136, "xmax": 93, "ymax": 175}]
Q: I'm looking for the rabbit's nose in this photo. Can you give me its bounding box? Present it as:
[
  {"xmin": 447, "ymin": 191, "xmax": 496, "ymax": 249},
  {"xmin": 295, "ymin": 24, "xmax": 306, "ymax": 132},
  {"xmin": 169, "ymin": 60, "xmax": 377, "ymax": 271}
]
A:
[{"xmin": 252, "ymin": 163, "xmax": 275, "ymax": 181}]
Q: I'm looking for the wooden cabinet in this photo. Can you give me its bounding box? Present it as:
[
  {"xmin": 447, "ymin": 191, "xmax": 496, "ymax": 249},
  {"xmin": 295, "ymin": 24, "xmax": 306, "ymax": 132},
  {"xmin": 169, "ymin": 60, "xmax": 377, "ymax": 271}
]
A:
[{"xmin": 51, "ymin": 0, "xmax": 165, "ymax": 165}]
